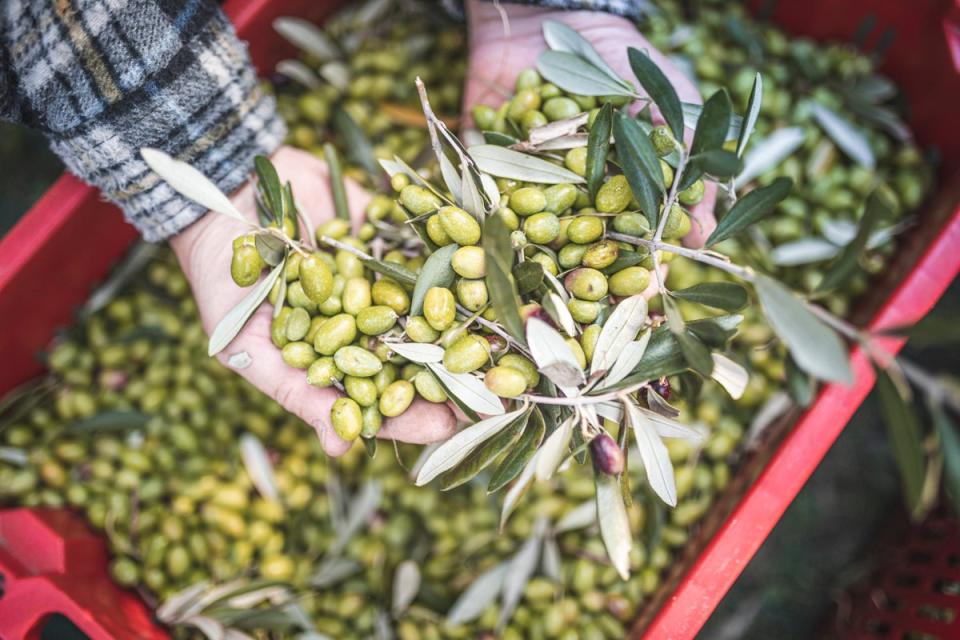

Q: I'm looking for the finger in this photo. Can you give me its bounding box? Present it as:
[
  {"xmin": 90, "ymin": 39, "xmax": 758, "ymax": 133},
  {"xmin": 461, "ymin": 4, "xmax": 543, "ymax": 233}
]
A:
[{"xmin": 378, "ymin": 399, "xmax": 457, "ymax": 444}]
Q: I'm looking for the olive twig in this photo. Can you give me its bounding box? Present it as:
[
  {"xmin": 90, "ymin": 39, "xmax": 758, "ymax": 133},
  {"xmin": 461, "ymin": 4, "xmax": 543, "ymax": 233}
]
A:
[{"xmin": 649, "ymin": 150, "xmax": 690, "ymax": 295}]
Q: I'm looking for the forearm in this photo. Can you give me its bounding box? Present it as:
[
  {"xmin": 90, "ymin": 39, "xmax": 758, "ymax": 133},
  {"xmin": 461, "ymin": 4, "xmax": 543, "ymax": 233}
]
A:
[{"xmin": 0, "ymin": 0, "xmax": 285, "ymax": 241}]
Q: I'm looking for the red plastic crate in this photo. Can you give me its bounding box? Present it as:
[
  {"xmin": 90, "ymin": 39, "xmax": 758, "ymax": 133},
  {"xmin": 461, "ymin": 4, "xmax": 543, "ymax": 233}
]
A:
[{"xmin": 0, "ymin": 1, "xmax": 958, "ymax": 639}]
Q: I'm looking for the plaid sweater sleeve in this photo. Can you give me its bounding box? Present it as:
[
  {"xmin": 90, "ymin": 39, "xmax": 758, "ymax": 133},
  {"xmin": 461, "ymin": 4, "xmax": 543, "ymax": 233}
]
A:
[{"xmin": 0, "ymin": 0, "xmax": 286, "ymax": 241}]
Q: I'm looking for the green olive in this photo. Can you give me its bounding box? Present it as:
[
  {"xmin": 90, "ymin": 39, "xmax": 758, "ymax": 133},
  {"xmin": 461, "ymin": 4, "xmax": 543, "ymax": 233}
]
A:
[
  {"xmin": 281, "ymin": 342, "xmax": 318, "ymax": 369},
  {"xmin": 405, "ymin": 316, "xmax": 440, "ymax": 343},
  {"xmin": 567, "ymin": 215, "xmax": 605, "ymax": 244},
  {"xmin": 484, "ymin": 366, "xmax": 528, "ymax": 397},
  {"xmin": 426, "ymin": 214, "xmax": 453, "ymax": 246},
  {"xmin": 400, "ymin": 185, "xmax": 441, "ymax": 215},
  {"xmin": 330, "ymin": 397, "xmax": 362, "ymax": 441},
  {"xmin": 414, "ymin": 370, "xmax": 448, "ymax": 403},
  {"xmin": 679, "ymin": 179, "xmax": 705, "ymax": 206},
  {"xmin": 342, "ymin": 277, "xmax": 372, "ymax": 315},
  {"xmin": 333, "ymin": 345, "xmax": 383, "ymax": 377},
  {"xmin": 544, "ymin": 183, "xmax": 578, "ymax": 214},
  {"xmin": 596, "ymin": 175, "xmax": 633, "ymax": 214},
  {"xmin": 558, "ymin": 243, "xmax": 589, "ymax": 269},
  {"xmin": 542, "ymin": 97, "xmax": 580, "ymax": 121},
  {"xmin": 231, "ymin": 245, "xmax": 263, "ymax": 287},
  {"xmin": 508, "ymin": 88, "xmax": 542, "ymax": 121},
  {"xmin": 521, "ymin": 110, "xmax": 548, "ymax": 134},
  {"xmin": 299, "ymin": 254, "xmax": 334, "ymax": 303},
  {"xmin": 529, "ymin": 252, "xmax": 559, "ymax": 276},
  {"xmin": 564, "ymin": 268, "xmax": 608, "ymax": 301},
  {"xmin": 356, "ymin": 305, "xmax": 399, "ymax": 335},
  {"xmin": 451, "ymin": 246, "xmax": 486, "ymax": 279},
  {"xmin": 515, "ymin": 68, "xmax": 542, "ymax": 91},
  {"xmin": 523, "ymin": 212, "xmax": 561, "ymax": 244},
  {"xmin": 498, "ymin": 353, "xmax": 540, "ymax": 387},
  {"xmin": 456, "ymin": 279, "xmax": 489, "ymax": 312},
  {"xmin": 568, "ymin": 298, "xmax": 600, "ymax": 323},
  {"xmin": 286, "ymin": 281, "xmax": 317, "ymax": 312},
  {"xmin": 581, "ymin": 240, "xmax": 619, "ymax": 269},
  {"xmin": 661, "ymin": 204, "xmax": 691, "ymax": 240},
  {"xmin": 306, "ymin": 357, "xmax": 343, "ymax": 387},
  {"xmin": 371, "ymin": 279, "xmax": 410, "ymax": 315},
  {"xmin": 317, "ymin": 218, "xmax": 351, "ymax": 240},
  {"xmin": 611, "ymin": 211, "xmax": 649, "ymax": 236},
  {"xmin": 443, "ymin": 334, "xmax": 491, "ymax": 373},
  {"xmin": 379, "ymin": 380, "xmax": 415, "ymax": 417},
  {"xmin": 361, "ymin": 404, "xmax": 382, "ymax": 438},
  {"xmin": 565, "ymin": 147, "xmax": 588, "ymax": 176},
  {"xmin": 580, "ymin": 324, "xmax": 602, "ymax": 363},
  {"xmin": 345, "ymin": 376, "xmax": 379, "ymax": 407},
  {"xmin": 649, "ymin": 125, "xmax": 677, "ymax": 156},
  {"xmin": 285, "ymin": 307, "xmax": 311, "ymax": 342},
  {"xmin": 423, "ymin": 287, "xmax": 457, "ymax": 331},
  {"xmin": 472, "ymin": 104, "xmax": 496, "ymax": 130},
  {"xmin": 609, "ymin": 266, "xmax": 651, "ymax": 296},
  {"xmin": 509, "ymin": 187, "xmax": 547, "ymax": 216},
  {"xmin": 313, "ymin": 314, "xmax": 357, "ymax": 355},
  {"xmin": 438, "ymin": 206, "xmax": 481, "ymax": 245}
]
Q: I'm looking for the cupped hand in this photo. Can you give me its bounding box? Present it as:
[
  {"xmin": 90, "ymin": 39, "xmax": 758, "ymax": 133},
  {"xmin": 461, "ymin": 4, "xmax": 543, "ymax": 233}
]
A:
[
  {"xmin": 170, "ymin": 146, "xmax": 456, "ymax": 456},
  {"xmin": 463, "ymin": 0, "xmax": 717, "ymax": 247}
]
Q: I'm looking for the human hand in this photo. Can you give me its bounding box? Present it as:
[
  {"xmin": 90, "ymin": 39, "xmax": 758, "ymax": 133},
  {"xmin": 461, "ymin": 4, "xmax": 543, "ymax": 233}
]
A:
[
  {"xmin": 170, "ymin": 146, "xmax": 456, "ymax": 456},
  {"xmin": 463, "ymin": 0, "xmax": 717, "ymax": 247}
]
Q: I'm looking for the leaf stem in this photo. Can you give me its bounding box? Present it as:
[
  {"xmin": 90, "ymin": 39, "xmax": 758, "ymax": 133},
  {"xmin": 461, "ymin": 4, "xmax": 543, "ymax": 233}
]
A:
[
  {"xmin": 608, "ymin": 232, "xmax": 756, "ymax": 282},
  {"xmin": 520, "ymin": 381, "xmax": 646, "ymax": 406}
]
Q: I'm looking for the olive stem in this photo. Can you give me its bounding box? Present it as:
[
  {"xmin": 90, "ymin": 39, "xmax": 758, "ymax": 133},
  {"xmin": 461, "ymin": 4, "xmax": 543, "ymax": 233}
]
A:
[
  {"xmin": 608, "ymin": 232, "xmax": 756, "ymax": 282},
  {"xmin": 317, "ymin": 235, "xmax": 370, "ymax": 261},
  {"xmin": 649, "ymin": 150, "xmax": 689, "ymax": 294},
  {"xmin": 521, "ymin": 381, "xmax": 646, "ymax": 406},
  {"xmin": 459, "ymin": 304, "xmax": 533, "ymax": 358},
  {"xmin": 264, "ymin": 227, "xmax": 310, "ymax": 257}
]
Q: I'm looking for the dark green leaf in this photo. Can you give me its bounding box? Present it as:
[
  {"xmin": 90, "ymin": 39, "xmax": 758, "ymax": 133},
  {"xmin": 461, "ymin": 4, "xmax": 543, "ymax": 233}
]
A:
[
  {"xmin": 785, "ymin": 355, "xmax": 815, "ymax": 407},
  {"xmin": 410, "ymin": 244, "xmax": 459, "ymax": 316},
  {"xmin": 675, "ymin": 330, "xmax": 713, "ymax": 377},
  {"xmin": 737, "ymin": 73, "xmax": 763, "ymax": 155},
  {"xmin": 672, "ymin": 282, "xmax": 748, "ymax": 311},
  {"xmin": 681, "ymin": 89, "xmax": 732, "ymax": 190},
  {"xmin": 488, "ymin": 408, "xmax": 546, "ymax": 492},
  {"xmin": 688, "ymin": 315, "xmax": 743, "ymax": 347},
  {"xmin": 483, "ymin": 131, "xmax": 520, "ymax": 146},
  {"xmin": 627, "ymin": 47, "xmax": 684, "ymax": 141},
  {"xmin": 483, "ymin": 215, "xmax": 527, "ymax": 345},
  {"xmin": 333, "ymin": 107, "xmax": 379, "ymax": 175},
  {"xmin": 817, "ymin": 189, "xmax": 894, "ymax": 292},
  {"xmin": 362, "ymin": 258, "xmax": 417, "ymax": 288},
  {"xmin": 440, "ymin": 411, "xmax": 529, "ymax": 490},
  {"xmin": 323, "ymin": 143, "xmax": 351, "ymax": 221},
  {"xmin": 254, "ymin": 233, "xmax": 286, "ymax": 267},
  {"xmin": 613, "ymin": 112, "xmax": 664, "ymax": 230},
  {"xmin": 586, "ymin": 103, "xmax": 613, "ymax": 202},
  {"xmin": 706, "ymin": 177, "xmax": 793, "ymax": 246},
  {"xmin": 932, "ymin": 404, "xmax": 960, "ymax": 517},
  {"xmin": 811, "ymin": 103, "xmax": 875, "ymax": 169},
  {"xmin": 601, "ymin": 250, "xmax": 647, "ymax": 276},
  {"xmin": 254, "ymin": 156, "xmax": 283, "ymax": 223},
  {"xmin": 875, "ymin": 367, "xmax": 925, "ymax": 516},
  {"xmin": 362, "ymin": 435, "xmax": 377, "ymax": 458},
  {"xmin": 690, "ymin": 149, "xmax": 742, "ymax": 178},
  {"xmin": 67, "ymin": 410, "xmax": 151, "ymax": 433},
  {"xmin": 514, "ymin": 261, "xmax": 545, "ymax": 296}
]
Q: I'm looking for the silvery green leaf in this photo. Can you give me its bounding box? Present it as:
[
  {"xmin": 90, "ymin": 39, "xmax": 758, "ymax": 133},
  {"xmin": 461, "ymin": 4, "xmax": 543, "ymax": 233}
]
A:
[
  {"xmin": 500, "ymin": 448, "xmax": 540, "ymax": 529},
  {"xmin": 528, "ymin": 112, "xmax": 589, "ymax": 146},
  {"xmin": 542, "ymin": 291, "xmax": 577, "ymax": 337},
  {"xmin": 526, "ymin": 318, "xmax": 586, "ymax": 389},
  {"xmin": 733, "ymin": 127, "xmax": 806, "ymax": 188},
  {"xmin": 141, "ymin": 148, "xmax": 246, "ymax": 223},
  {"xmin": 275, "ymin": 59, "xmax": 320, "ymax": 89},
  {"xmin": 497, "ymin": 521, "xmax": 545, "ymax": 632},
  {"xmin": 374, "ymin": 612, "xmax": 393, "ymax": 640},
  {"xmin": 522, "ymin": 134, "xmax": 589, "ymax": 151},
  {"xmin": 624, "ymin": 400, "xmax": 677, "ymax": 506},
  {"xmin": 273, "ymin": 17, "xmax": 340, "ymax": 62},
  {"xmin": 391, "ymin": 560, "xmax": 420, "ymax": 618},
  {"xmin": 535, "ymin": 414, "xmax": 575, "ymax": 481},
  {"xmin": 410, "ymin": 244, "xmax": 458, "ymax": 316},
  {"xmin": 737, "ymin": 73, "xmax": 763, "ymax": 155},
  {"xmin": 353, "ymin": 0, "xmax": 392, "ymax": 26},
  {"xmin": 480, "ymin": 173, "xmax": 501, "ymax": 206},
  {"xmin": 332, "ymin": 107, "xmax": 379, "ymax": 175},
  {"xmin": 157, "ymin": 582, "xmax": 209, "ymax": 623},
  {"xmin": 330, "ymin": 481, "xmax": 381, "ymax": 556},
  {"xmin": 542, "ymin": 535, "xmax": 563, "ymax": 582},
  {"xmin": 595, "ymin": 401, "xmax": 622, "ymax": 423},
  {"xmin": 641, "ymin": 408, "xmax": 706, "ymax": 443},
  {"xmin": 183, "ymin": 614, "xmax": 225, "ymax": 640},
  {"xmin": 438, "ymin": 153, "xmax": 462, "ymax": 203},
  {"xmin": 770, "ymin": 238, "xmax": 841, "ymax": 266},
  {"xmin": 590, "ymin": 295, "xmax": 648, "ymax": 376},
  {"xmin": 415, "ymin": 408, "xmax": 526, "ymax": 486},
  {"xmin": 537, "ymin": 50, "xmax": 637, "ymax": 98},
  {"xmin": 239, "ymin": 433, "xmax": 279, "ymax": 503},
  {"xmin": 427, "ymin": 364, "xmax": 506, "ymax": 417},
  {"xmin": 681, "ymin": 103, "xmax": 742, "ymax": 140},
  {"xmin": 595, "ymin": 472, "xmax": 632, "ymax": 580},
  {"xmin": 645, "ymin": 388, "xmax": 680, "ymax": 418},
  {"xmin": 0, "ymin": 447, "xmax": 27, "ymax": 466},
  {"xmin": 461, "ymin": 163, "xmax": 488, "ymax": 220},
  {"xmin": 823, "ymin": 218, "xmax": 908, "ymax": 251},
  {"xmin": 542, "ymin": 20, "xmax": 629, "ymax": 90},
  {"xmin": 273, "ymin": 274, "xmax": 287, "ymax": 319},
  {"xmin": 446, "ymin": 562, "xmax": 508, "ymax": 625},
  {"xmin": 208, "ymin": 262, "xmax": 284, "ymax": 357},
  {"xmin": 542, "ymin": 269, "xmax": 569, "ymax": 303},
  {"xmin": 554, "ymin": 500, "xmax": 597, "ymax": 533},
  {"xmin": 710, "ymin": 353, "xmax": 749, "ymax": 399},
  {"xmin": 310, "ymin": 558, "xmax": 361, "ymax": 588},
  {"xmin": 811, "ymin": 103, "xmax": 875, "ymax": 169},
  {"xmin": 387, "ymin": 342, "xmax": 444, "ymax": 363},
  {"xmin": 754, "ymin": 274, "xmax": 853, "ymax": 384},
  {"xmin": 469, "ymin": 145, "xmax": 585, "ymax": 184}
]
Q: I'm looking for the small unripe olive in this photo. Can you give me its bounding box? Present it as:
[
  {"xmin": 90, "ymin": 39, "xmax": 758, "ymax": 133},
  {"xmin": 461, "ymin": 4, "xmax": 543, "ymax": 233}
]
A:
[
  {"xmin": 472, "ymin": 104, "xmax": 496, "ymax": 130},
  {"xmin": 456, "ymin": 279, "xmax": 489, "ymax": 311},
  {"xmin": 438, "ymin": 206, "xmax": 481, "ymax": 245},
  {"xmin": 612, "ymin": 211, "xmax": 649, "ymax": 236},
  {"xmin": 285, "ymin": 307, "xmax": 311, "ymax": 342},
  {"xmin": 335, "ymin": 248, "xmax": 365, "ymax": 278},
  {"xmin": 567, "ymin": 215, "xmax": 605, "ymax": 244},
  {"xmin": 539, "ymin": 82, "xmax": 562, "ymax": 99},
  {"xmin": 508, "ymin": 88, "xmax": 542, "ymax": 121},
  {"xmin": 515, "ymin": 68, "xmax": 542, "ymax": 91},
  {"xmin": 581, "ymin": 324, "xmax": 602, "ymax": 363},
  {"xmin": 330, "ymin": 398, "xmax": 362, "ymax": 441},
  {"xmin": 426, "ymin": 214, "xmax": 453, "ymax": 246},
  {"xmin": 317, "ymin": 218, "xmax": 351, "ymax": 240},
  {"xmin": 609, "ymin": 266, "xmax": 651, "ymax": 296},
  {"xmin": 529, "ymin": 252, "xmax": 559, "ymax": 276},
  {"xmin": 498, "ymin": 353, "xmax": 540, "ymax": 388},
  {"xmin": 231, "ymin": 245, "xmax": 262, "ymax": 287},
  {"xmin": 661, "ymin": 160, "xmax": 675, "ymax": 188},
  {"xmin": 333, "ymin": 345, "xmax": 383, "ymax": 377},
  {"xmin": 581, "ymin": 240, "xmax": 619, "ymax": 269},
  {"xmin": 423, "ymin": 287, "xmax": 457, "ymax": 331},
  {"xmin": 345, "ymin": 376, "xmax": 379, "ymax": 407},
  {"xmin": 297, "ymin": 254, "xmax": 334, "ymax": 304},
  {"xmin": 564, "ymin": 268, "xmax": 608, "ymax": 301},
  {"xmin": 400, "ymin": 185, "xmax": 442, "ymax": 215},
  {"xmin": 313, "ymin": 314, "xmax": 357, "ymax": 355},
  {"xmin": 543, "ymin": 96, "xmax": 580, "ymax": 121},
  {"xmin": 371, "ymin": 279, "xmax": 410, "ymax": 315},
  {"xmin": 373, "ymin": 363, "xmax": 397, "ymax": 393},
  {"xmin": 484, "ymin": 366, "xmax": 528, "ymax": 397},
  {"xmin": 565, "ymin": 147, "xmax": 587, "ymax": 176},
  {"xmin": 568, "ymin": 298, "xmax": 601, "ymax": 323},
  {"xmin": 566, "ymin": 337, "xmax": 587, "ymax": 369},
  {"xmin": 356, "ymin": 305, "xmax": 398, "ymax": 335},
  {"xmin": 271, "ymin": 307, "xmax": 292, "ymax": 348},
  {"xmin": 596, "ymin": 175, "xmax": 634, "ymax": 214},
  {"xmin": 509, "ymin": 187, "xmax": 547, "ymax": 216},
  {"xmin": 498, "ymin": 207, "xmax": 520, "ymax": 230},
  {"xmin": 379, "ymin": 380, "xmax": 415, "ymax": 417},
  {"xmin": 661, "ymin": 204, "xmax": 691, "ymax": 240},
  {"xmin": 443, "ymin": 334, "xmax": 491, "ymax": 373},
  {"xmin": 544, "ymin": 183, "xmax": 578, "ymax": 214},
  {"xmin": 523, "ymin": 212, "xmax": 561, "ymax": 244},
  {"xmin": 361, "ymin": 404, "xmax": 382, "ymax": 438},
  {"xmin": 405, "ymin": 316, "xmax": 440, "ymax": 343},
  {"xmin": 558, "ymin": 243, "xmax": 589, "ymax": 269},
  {"xmin": 341, "ymin": 277, "xmax": 372, "ymax": 315},
  {"xmin": 285, "ymin": 281, "xmax": 316, "ymax": 312},
  {"xmin": 390, "ymin": 173, "xmax": 410, "ymax": 192},
  {"xmin": 306, "ymin": 357, "xmax": 343, "ymax": 387},
  {"xmin": 365, "ymin": 194, "xmax": 393, "ymax": 222},
  {"xmin": 451, "ymin": 246, "xmax": 486, "ymax": 279},
  {"xmin": 649, "ymin": 125, "xmax": 677, "ymax": 157},
  {"xmin": 281, "ymin": 342, "xmax": 318, "ymax": 369},
  {"xmin": 284, "ymin": 252, "xmax": 303, "ymax": 282},
  {"xmin": 521, "ymin": 110, "xmax": 548, "ymax": 134},
  {"xmin": 414, "ymin": 370, "xmax": 448, "ymax": 403}
]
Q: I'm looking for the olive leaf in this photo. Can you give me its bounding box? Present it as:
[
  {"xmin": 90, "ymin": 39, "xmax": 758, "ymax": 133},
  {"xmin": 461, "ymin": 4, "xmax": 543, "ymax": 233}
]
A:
[
  {"xmin": 141, "ymin": 148, "xmax": 247, "ymax": 223},
  {"xmin": 527, "ymin": 318, "xmax": 585, "ymax": 389},
  {"xmin": 690, "ymin": 149, "xmax": 742, "ymax": 178},
  {"xmin": 681, "ymin": 102, "xmax": 742, "ymax": 140},
  {"xmin": 500, "ymin": 448, "xmax": 540, "ymax": 528},
  {"xmin": 362, "ymin": 257, "xmax": 418, "ymax": 287},
  {"xmin": 484, "ymin": 131, "xmax": 520, "ymax": 146},
  {"xmin": 386, "ymin": 342, "xmax": 444, "ymax": 364},
  {"xmin": 446, "ymin": 562, "xmax": 509, "ymax": 625},
  {"xmin": 590, "ymin": 294, "xmax": 648, "ymax": 376},
  {"xmin": 541, "ymin": 535, "xmax": 563, "ymax": 582},
  {"xmin": 705, "ymin": 177, "xmax": 792, "ymax": 246},
  {"xmin": 438, "ymin": 153, "xmax": 463, "ymax": 204},
  {"xmin": 483, "ymin": 215, "xmax": 527, "ymax": 345},
  {"xmin": 319, "ymin": 60, "xmax": 350, "ymax": 92},
  {"xmin": 410, "ymin": 244, "xmax": 459, "ymax": 316},
  {"xmin": 427, "ymin": 364, "xmax": 505, "ymax": 418},
  {"xmin": 527, "ymin": 112, "xmax": 589, "ymax": 146},
  {"xmin": 239, "ymin": 433, "xmax": 280, "ymax": 504},
  {"xmin": 932, "ymin": 404, "xmax": 960, "ymax": 517},
  {"xmin": 535, "ymin": 414, "xmax": 576, "ymax": 481},
  {"xmin": 273, "ymin": 17, "xmax": 341, "ymax": 62},
  {"xmin": 274, "ymin": 59, "xmax": 320, "ymax": 89},
  {"xmin": 586, "ymin": 102, "xmax": 613, "ymax": 201},
  {"xmin": 601, "ymin": 250, "xmax": 648, "ymax": 276},
  {"xmin": 733, "ymin": 127, "xmax": 806, "ymax": 188},
  {"xmin": 537, "ymin": 50, "xmax": 637, "ymax": 98},
  {"xmin": 469, "ymin": 145, "xmax": 585, "ymax": 184},
  {"xmin": 329, "ymin": 481, "xmax": 382, "ymax": 558},
  {"xmin": 416, "ymin": 408, "xmax": 527, "ymax": 486},
  {"xmin": 440, "ymin": 410, "xmax": 529, "ymax": 490},
  {"xmin": 255, "ymin": 233, "xmax": 286, "ymax": 267},
  {"xmin": 785, "ymin": 354, "xmax": 815, "ymax": 406},
  {"xmin": 595, "ymin": 471, "xmax": 632, "ymax": 580},
  {"xmin": 612, "ymin": 113, "xmax": 664, "ymax": 230},
  {"xmin": 623, "ymin": 399, "xmax": 677, "ymax": 506},
  {"xmin": 208, "ymin": 262, "xmax": 284, "ymax": 356},
  {"xmin": 554, "ymin": 500, "xmax": 597, "ymax": 533},
  {"xmin": 811, "ymin": 103, "xmax": 876, "ymax": 169},
  {"xmin": 710, "ymin": 353, "xmax": 749, "ymax": 399},
  {"xmin": 627, "ymin": 47, "xmax": 684, "ymax": 140},
  {"xmin": 391, "ymin": 560, "xmax": 421, "ymax": 619},
  {"xmin": 497, "ymin": 521, "xmax": 545, "ymax": 632},
  {"xmin": 753, "ymin": 274, "xmax": 853, "ymax": 384},
  {"xmin": 664, "ymin": 296, "xmax": 713, "ymax": 377},
  {"xmin": 875, "ymin": 367, "xmax": 925, "ymax": 516},
  {"xmin": 642, "ymin": 407, "xmax": 708, "ymax": 442},
  {"xmin": 514, "ymin": 261, "xmax": 545, "ymax": 296},
  {"xmin": 254, "ymin": 156, "xmax": 284, "ymax": 223},
  {"xmin": 681, "ymin": 89, "xmax": 732, "ymax": 190},
  {"xmin": 737, "ymin": 72, "xmax": 763, "ymax": 155},
  {"xmin": 0, "ymin": 447, "xmax": 27, "ymax": 466},
  {"xmin": 603, "ymin": 331, "xmax": 651, "ymax": 387},
  {"xmin": 542, "ymin": 291, "xmax": 577, "ymax": 337},
  {"xmin": 310, "ymin": 558, "xmax": 362, "ymax": 589},
  {"xmin": 323, "ymin": 144, "xmax": 351, "ymax": 221},
  {"xmin": 770, "ymin": 238, "xmax": 842, "ymax": 266},
  {"xmin": 671, "ymin": 282, "xmax": 748, "ymax": 311},
  {"xmin": 816, "ymin": 189, "xmax": 893, "ymax": 292},
  {"xmin": 332, "ymin": 107, "xmax": 379, "ymax": 175},
  {"xmin": 488, "ymin": 407, "xmax": 547, "ymax": 492},
  {"xmin": 66, "ymin": 410, "xmax": 151, "ymax": 433},
  {"xmin": 543, "ymin": 20, "xmax": 631, "ymax": 90},
  {"xmin": 461, "ymin": 163, "xmax": 488, "ymax": 220}
]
